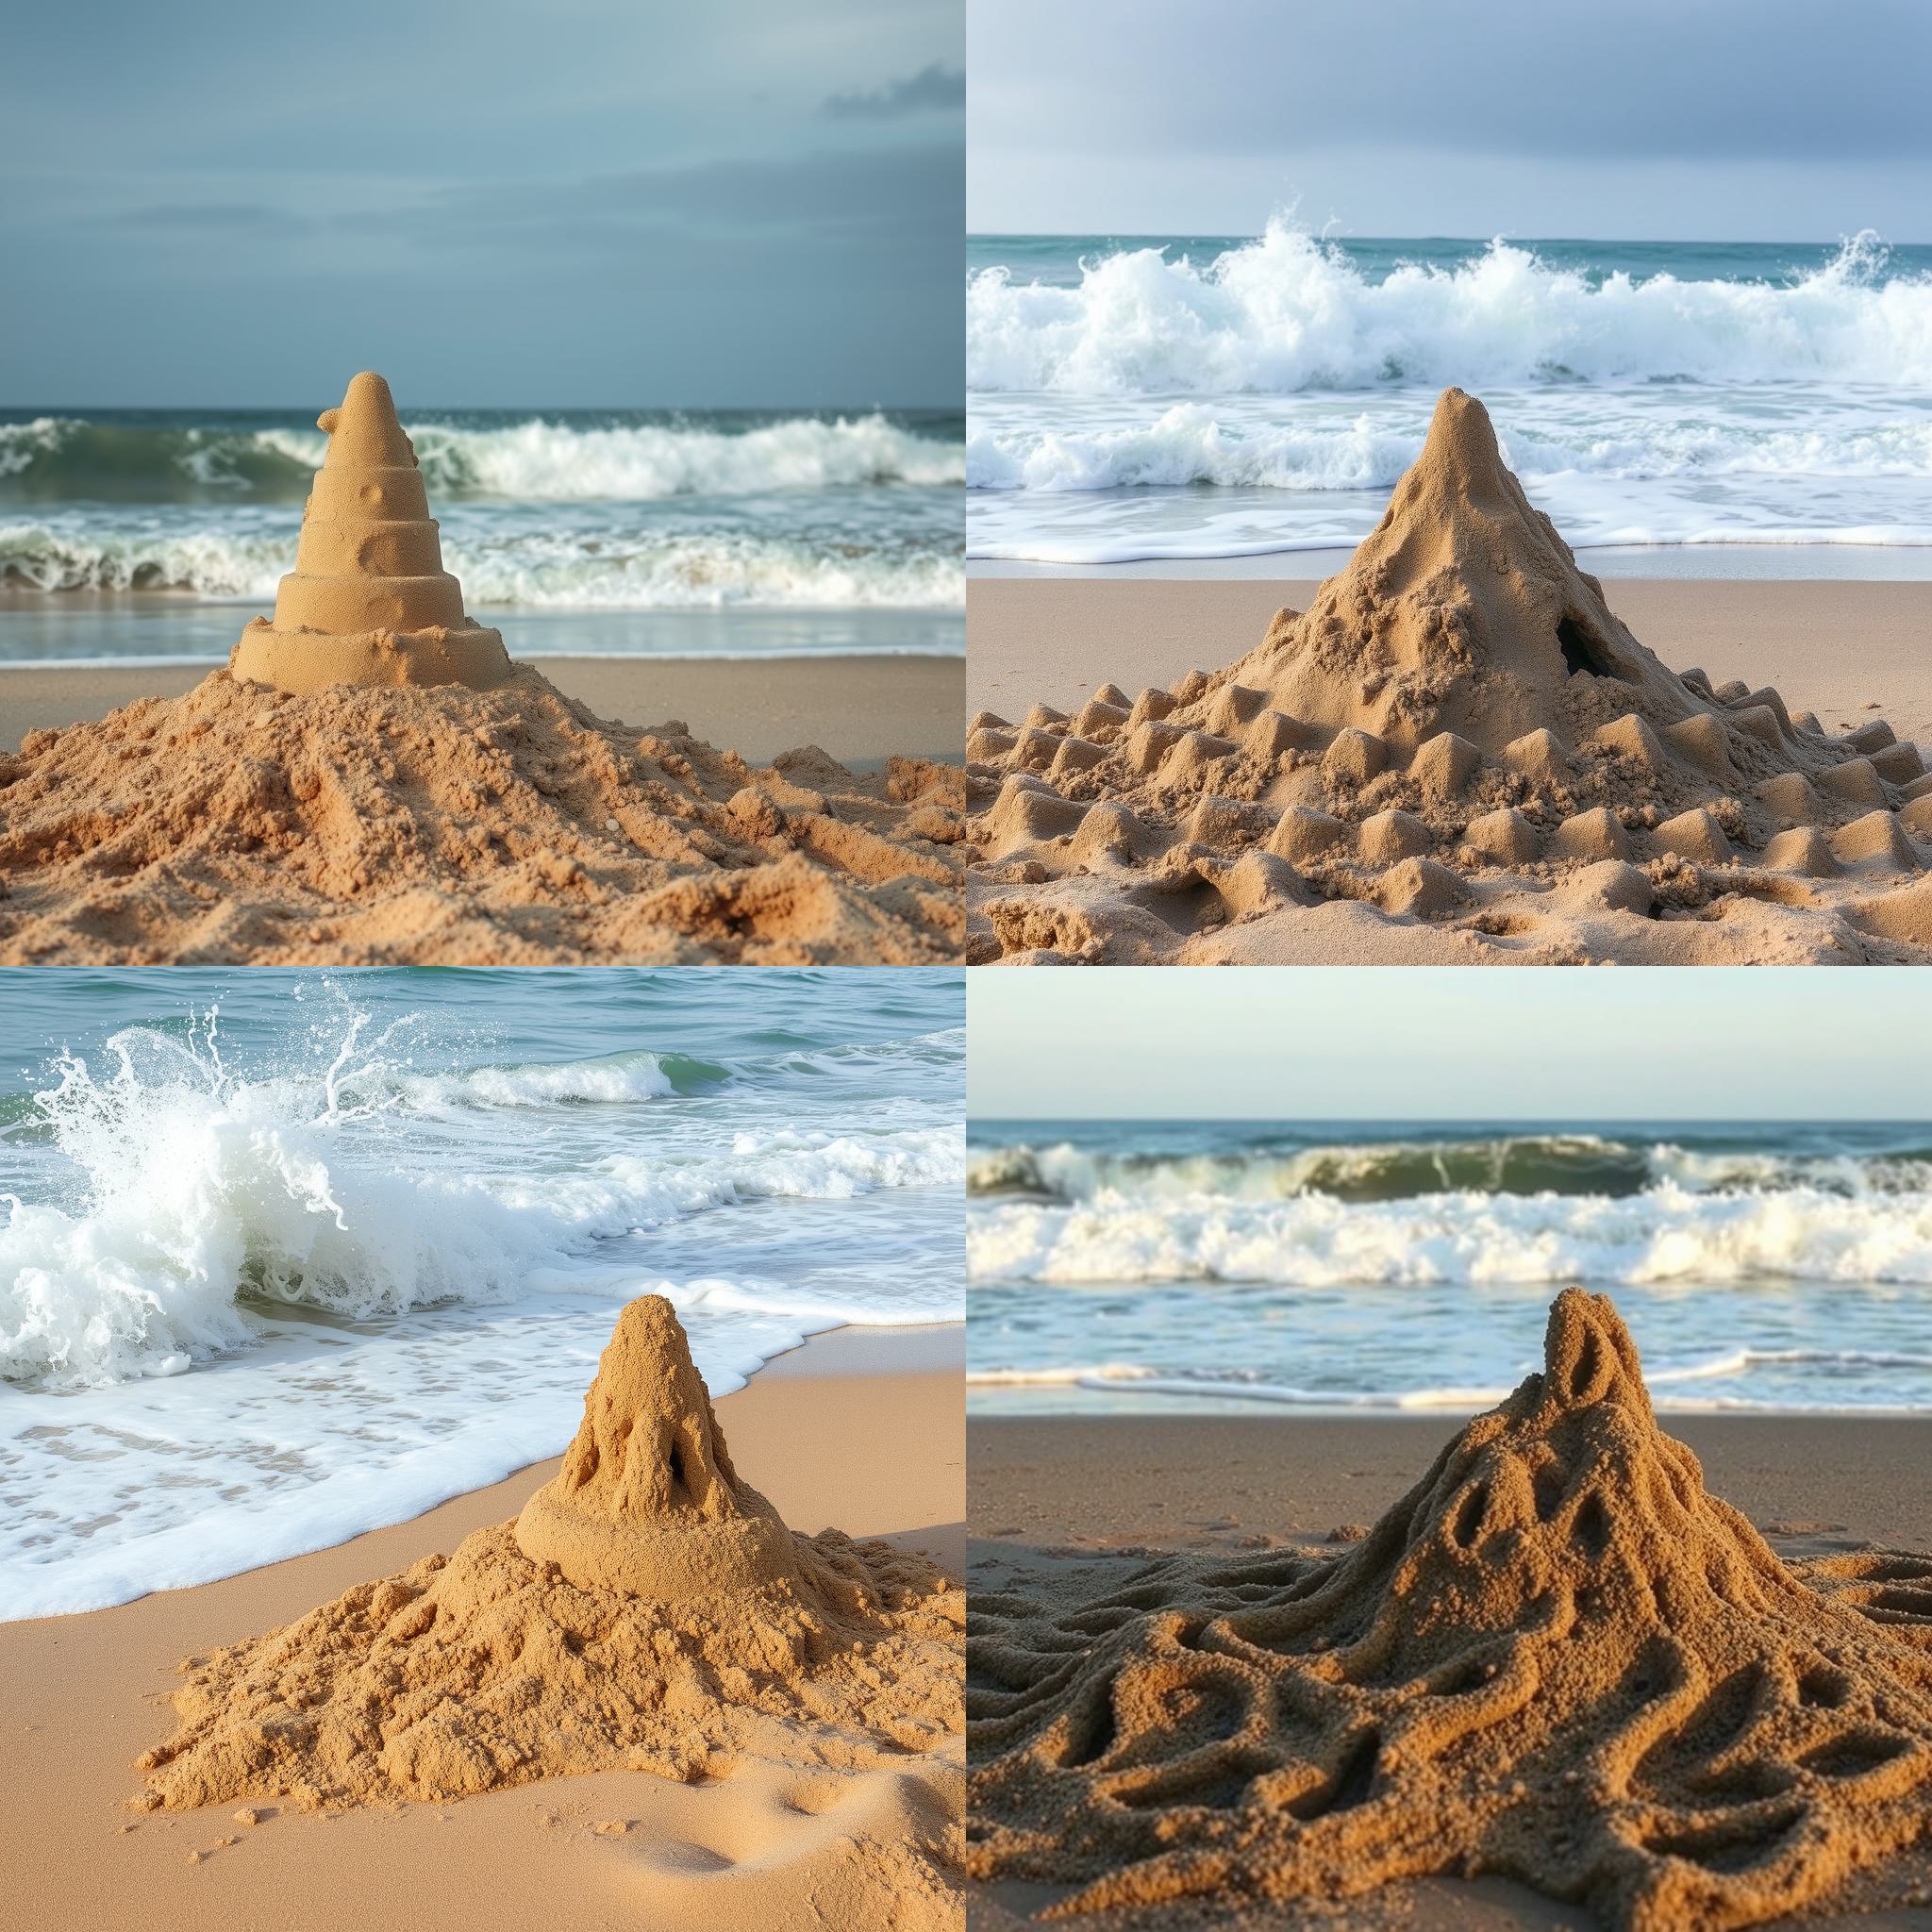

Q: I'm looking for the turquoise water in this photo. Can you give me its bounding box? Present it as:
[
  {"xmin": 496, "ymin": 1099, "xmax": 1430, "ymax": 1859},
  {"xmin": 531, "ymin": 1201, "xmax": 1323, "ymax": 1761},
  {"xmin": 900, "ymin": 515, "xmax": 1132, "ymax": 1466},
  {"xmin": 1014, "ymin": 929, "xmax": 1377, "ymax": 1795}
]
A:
[
  {"xmin": 969, "ymin": 1119, "xmax": 1932, "ymax": 1416},
  {"xmin": 967, "ymin": 228, "xmax": 1932, "ymax": 568},
  {"xmin": 0, "ymin": 968, "xmax": 964, "ymax": 1617}
]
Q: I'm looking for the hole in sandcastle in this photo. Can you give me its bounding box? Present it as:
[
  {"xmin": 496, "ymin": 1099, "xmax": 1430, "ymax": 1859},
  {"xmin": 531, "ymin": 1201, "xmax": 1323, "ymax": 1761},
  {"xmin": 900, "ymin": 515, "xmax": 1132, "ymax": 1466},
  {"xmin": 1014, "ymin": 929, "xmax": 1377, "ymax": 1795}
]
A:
[
  {"xmin": 1572, "ymin": 1491, "xmax": 1610, "ymax": 1561},
  {"xmin": 1569, "ymin": 1327, "xmax": 1604, "ymax": 1401},
  {"xmin": 1797, "ymin": 1664, "xmax": 1853, "ymax": 1710},
  {"xmin": 1557, "ymin": 614, "xmax": 1617, "ymax": 679},
  {"xmin": 1452, "ymin": 1482, "xmax": 1490, "ymax": 1551}
]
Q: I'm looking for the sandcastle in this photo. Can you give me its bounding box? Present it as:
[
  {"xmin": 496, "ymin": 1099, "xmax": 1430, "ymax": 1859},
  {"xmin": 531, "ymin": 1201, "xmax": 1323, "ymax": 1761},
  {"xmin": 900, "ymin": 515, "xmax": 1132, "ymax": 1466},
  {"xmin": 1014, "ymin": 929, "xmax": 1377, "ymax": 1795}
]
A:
[
  {"xmin": 135, "ymin": 1296, "xmax": 962, "ymax": 1811},
  {"xmin": 968, "ymin": 389, "xmax": 1932, "ymax": 964},
  {"xmin": 967, "ymin": 1291, "xmax": 1932, "ymax": 1929},
  {"xmin": 230, "ymin": 372, "xmax": 511, "ymax": 694},
  {"xmin": 514, "ymin": 1295, "xmax": 799, "ymax": 1598}
]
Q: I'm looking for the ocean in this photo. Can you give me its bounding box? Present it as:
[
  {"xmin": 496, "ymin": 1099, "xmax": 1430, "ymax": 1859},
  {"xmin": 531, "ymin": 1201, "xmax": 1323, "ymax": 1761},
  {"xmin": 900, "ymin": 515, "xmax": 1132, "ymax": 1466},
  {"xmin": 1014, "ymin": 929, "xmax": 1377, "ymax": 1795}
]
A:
[
  {"xmin": 0, "ymin": 968, "xmax": 964, "ymax": 1618},
  {"xmin": 969, "ymin": 1119, "xmax": 1932, "ymax": 1417},
  {"xmin": 966, "ymin": 226, "xmax": 1932, "ymax": 569},
  {"xmin": 0, "ymin": 406, "xmax": 964, "ymax": 664}
]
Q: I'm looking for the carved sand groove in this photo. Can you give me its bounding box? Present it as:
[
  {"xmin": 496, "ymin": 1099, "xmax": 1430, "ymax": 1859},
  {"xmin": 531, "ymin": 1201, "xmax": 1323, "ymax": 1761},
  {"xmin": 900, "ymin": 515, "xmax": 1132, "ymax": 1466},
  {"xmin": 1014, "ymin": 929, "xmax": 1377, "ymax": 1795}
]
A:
[
  {"xmin": 966, "ymin": 389, "xmax": 1932, "ymax": 965},
  {"xmin": 967, "ymin": 1291, "xmax": 1932, "ymax": 1930},
  {"xmin": 135, "ymin": 1297, "xmax": 963, "ymax": 1813}
]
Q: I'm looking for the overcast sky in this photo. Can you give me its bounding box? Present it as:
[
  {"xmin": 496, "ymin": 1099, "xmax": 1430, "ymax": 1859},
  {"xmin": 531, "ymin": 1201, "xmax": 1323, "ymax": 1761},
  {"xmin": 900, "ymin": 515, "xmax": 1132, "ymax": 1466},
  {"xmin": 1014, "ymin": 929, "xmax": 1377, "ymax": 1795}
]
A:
[
  {"xmin": 969, "ymin": 0, "xmax": 1932, "ymax": 242},
  {"xmin": 0, "ymin": 0, "xmax": 960, "ymax": 407},
  {"xmin": 970, "ymin": 971, "xmax": 1930, "ymax": 1120}
]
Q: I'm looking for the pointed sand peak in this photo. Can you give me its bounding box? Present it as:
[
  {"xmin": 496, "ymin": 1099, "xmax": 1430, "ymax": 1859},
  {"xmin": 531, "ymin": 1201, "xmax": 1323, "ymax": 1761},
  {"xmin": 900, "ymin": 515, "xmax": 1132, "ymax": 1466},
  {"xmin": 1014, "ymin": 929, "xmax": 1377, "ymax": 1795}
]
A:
[
  {"xmin": 969, "ymin": 1287, "xmax": 1932, "ymax": 1927},
  {"xmin": 514, "ymin": 1295, "xmax": 798, "ymax": 1599},
  {"xmin": 317, "ymin": 371, "xmax": 418, "ymax": 468}
]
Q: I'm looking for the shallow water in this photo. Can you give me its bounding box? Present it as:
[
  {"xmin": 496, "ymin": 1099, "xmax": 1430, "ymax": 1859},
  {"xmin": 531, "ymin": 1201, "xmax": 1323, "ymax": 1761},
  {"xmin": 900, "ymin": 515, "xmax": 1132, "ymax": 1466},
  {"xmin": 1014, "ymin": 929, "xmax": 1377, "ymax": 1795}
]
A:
[
  {"xmin": 969, "ymin": 1119, "xmax": 1932, "ymax": 1416},
  {"xmin": 967, "ymin": 229, "xmax": 1932, "ymax": 568},
  {"xmin": 0, "ymin": 969, "xmax": 964, "ymax": 1617}
]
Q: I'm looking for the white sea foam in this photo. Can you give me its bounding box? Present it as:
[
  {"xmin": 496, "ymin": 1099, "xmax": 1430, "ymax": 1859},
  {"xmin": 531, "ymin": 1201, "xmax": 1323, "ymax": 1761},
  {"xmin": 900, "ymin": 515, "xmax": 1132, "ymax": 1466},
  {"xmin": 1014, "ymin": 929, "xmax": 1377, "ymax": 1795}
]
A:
[
  {"xmin": 0, "ymin": 1019, "xmax": 962, "ymax": 1391},
  {"xmin": 967, "ymin": 225, "xmax": 1932, "ymax": 395},
  {"xmin": 967, "ymin": 1185, "xmax": 1932, "ymax": 1289},
  {"xmin": 0, "ymin": 518, "xmax": 964, "ymax": 608}
]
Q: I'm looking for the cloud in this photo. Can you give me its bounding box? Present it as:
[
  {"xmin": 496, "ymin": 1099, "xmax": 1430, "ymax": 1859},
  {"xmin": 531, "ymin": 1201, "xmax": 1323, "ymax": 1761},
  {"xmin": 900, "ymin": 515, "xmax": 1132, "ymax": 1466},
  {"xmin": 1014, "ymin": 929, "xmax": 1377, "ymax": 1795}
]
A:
[
  {"xmin": 105, "ymin": 203, "xmax": 302, "ymax": 233},
  {"xmin": 821, "ymin": 60, "xmax": 963, "ymax": 120}
]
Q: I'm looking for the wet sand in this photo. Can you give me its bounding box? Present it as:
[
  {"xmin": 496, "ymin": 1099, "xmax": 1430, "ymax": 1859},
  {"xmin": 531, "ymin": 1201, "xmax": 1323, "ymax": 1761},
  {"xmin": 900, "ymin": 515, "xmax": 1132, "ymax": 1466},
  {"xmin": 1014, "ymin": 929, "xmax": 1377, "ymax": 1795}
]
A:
[
  {"xmin": 1, "ymin": 1324, "xmax": 963, "ymax": 1932},
  {"xmin": 965, "ymin": 578, "xmax": 1932, "ymax": 756}
]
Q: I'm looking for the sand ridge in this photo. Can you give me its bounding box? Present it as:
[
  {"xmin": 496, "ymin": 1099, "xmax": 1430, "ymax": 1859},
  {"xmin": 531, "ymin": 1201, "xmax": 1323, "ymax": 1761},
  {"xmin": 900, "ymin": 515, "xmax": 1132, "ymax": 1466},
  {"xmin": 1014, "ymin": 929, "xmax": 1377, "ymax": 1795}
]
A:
[
  {"xmin": 966, "ymin": 1291, "xmax": 1932, "ymax": 1930},
  {"xmin": 966, "ymin": 389, "xmax": 1932, "ymax": 966},
  {"xmin": 0, "ymin": 664, "xmax": 963, "ymax": 963},
  {"xmin": 133, "ymin": 1297, "xmax": 964, "ymax": 1914}
]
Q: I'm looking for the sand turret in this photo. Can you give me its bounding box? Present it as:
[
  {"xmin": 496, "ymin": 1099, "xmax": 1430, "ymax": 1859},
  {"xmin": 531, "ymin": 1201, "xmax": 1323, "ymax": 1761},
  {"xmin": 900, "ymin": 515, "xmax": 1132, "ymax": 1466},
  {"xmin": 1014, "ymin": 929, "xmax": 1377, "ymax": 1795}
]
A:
[
  {"xmin": 230, "ymin": 372, "xmax": 510, "ymax": 694},
  {"xmin": 513, "ymin": 1294, "xmax": 799, "ymax": 1598},
  {"xmin": 969, "ymin": 1289, "xmax": 1932, "ymax": 1929},
  {"xmin": 1232, "ymin": 387, "xmax": 1694, "ymax": 755}
]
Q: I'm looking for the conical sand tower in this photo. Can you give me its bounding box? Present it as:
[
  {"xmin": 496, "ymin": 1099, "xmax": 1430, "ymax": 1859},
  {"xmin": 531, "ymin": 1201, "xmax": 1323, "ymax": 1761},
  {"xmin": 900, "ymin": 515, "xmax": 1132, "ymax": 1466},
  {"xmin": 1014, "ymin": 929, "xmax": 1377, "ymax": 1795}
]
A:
[
  {"xmin": 514, "ymin": 1295, "xmax": 799, "ymax": 1598},
  {"xmin": 969, "ymin": 1291, "xmax": 1932, "ymax": 1930},
  {"xmin": 231, "ymin": 372, "xmax": 511, "ymax": 695}
]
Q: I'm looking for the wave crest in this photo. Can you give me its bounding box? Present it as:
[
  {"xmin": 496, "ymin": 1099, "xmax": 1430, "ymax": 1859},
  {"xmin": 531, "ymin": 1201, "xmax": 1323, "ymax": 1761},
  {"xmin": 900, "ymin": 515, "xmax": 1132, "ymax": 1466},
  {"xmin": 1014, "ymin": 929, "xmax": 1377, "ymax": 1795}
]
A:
[{"xmin": 967, "ymin": 224, "xmax": 1932, "ymax": 395}]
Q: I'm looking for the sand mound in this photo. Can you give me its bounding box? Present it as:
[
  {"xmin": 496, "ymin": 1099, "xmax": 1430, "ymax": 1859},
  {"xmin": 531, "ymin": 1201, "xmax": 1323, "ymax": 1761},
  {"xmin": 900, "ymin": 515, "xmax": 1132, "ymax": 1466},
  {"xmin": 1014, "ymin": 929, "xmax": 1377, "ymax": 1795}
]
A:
[
  {"xmin": 0, "ymin": 667, "xmax": 961, "ymax": 963},
  {"xmin": 231, "ymin": 372, "xmax": 510, "ymax": 694},
  {"xmin": 967, "ymin": 1291, "xmax": 1932, "ymax": 1930},
  {"xmin": 966, "ymin": 390, "xmax": 1930, "ymax": 966},
  {"xmin": 136, "ymin": 1296, "xmax": 962, "ymax": 1837}
]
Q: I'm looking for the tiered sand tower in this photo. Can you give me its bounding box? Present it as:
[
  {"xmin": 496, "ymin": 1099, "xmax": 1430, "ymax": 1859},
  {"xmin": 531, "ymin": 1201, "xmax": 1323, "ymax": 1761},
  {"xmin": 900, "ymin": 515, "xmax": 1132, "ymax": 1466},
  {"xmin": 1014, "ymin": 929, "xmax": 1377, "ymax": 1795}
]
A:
[{"xmin": 231, "ymin": 372, "xmax": 510, "ymax": 694}]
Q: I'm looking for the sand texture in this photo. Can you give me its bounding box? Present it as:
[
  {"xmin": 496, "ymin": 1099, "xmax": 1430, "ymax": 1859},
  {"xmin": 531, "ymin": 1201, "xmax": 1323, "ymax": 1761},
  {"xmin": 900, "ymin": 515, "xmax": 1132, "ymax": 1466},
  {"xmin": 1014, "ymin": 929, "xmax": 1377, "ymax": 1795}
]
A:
[
  {"xmin": 967, "ymin": 1292, "xmax": 1932, "ymax": 1931},
  {"xmin": 0, "ymin": 664, "xmax": 963, "ymax": 963},
  {"xmin": 2, "ymin": 1324, "xmax": 962, "ymax": 1932},
  {"xmin": 965, "ymin": 390, "xmax": 1932, "ymax": 965},
  {"xmin": 230, "ymin": 373, "xmax": 509, "ymax": 694},
  {"xmin": 134, "ymin": 1300, "xmax": 963, "ymax": 1919}
]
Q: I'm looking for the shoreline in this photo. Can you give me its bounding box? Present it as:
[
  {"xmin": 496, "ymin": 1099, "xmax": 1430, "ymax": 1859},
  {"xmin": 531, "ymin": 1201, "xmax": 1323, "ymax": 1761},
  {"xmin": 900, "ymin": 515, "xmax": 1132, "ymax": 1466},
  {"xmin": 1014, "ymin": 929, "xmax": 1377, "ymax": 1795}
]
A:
[
  {"xmin": 0, "ymin": 651, "xmax": 965, "ymax": 766},
  {"xmin": 0, "ymin": 1321, "xmax": 963, "ymax": 1932},
  {"xmin": 965, "ymin": 575, "xmax": 1932, "ymax": 754},
  {"xmin": 969, "ymin": 1408, "xmax": 1932, "ymax": 1584}
]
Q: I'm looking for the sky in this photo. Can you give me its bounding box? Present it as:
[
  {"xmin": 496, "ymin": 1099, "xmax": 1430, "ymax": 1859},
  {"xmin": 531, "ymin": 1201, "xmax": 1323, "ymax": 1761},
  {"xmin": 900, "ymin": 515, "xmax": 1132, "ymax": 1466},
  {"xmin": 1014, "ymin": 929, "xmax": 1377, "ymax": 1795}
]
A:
[
  {"xmin": 0, "ymin": 0, "xmax": 961, "ymax": 408},
  {"xmin": 969, "ymin": 0, "xmax": 1932, "ymax": 242},
  {"xmin": 969, "ymin": 970, "xmax": 1932, "ymax": 1120}
]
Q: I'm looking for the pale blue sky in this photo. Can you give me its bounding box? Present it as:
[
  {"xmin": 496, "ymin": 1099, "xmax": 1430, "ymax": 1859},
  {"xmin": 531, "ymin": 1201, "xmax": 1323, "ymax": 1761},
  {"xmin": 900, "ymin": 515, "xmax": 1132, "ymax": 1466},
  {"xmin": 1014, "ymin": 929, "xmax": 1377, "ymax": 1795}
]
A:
[
  {"xmin": 970, "ymin": 971, "xmax": 1932, "ymax": 1120},
  {"xmin": 969, "ymin": 0, "xmax": 1932, "ymax": 241},
  {"xmin": 1, "ymin": 0, "xmax": 961, "ymax": 407}
]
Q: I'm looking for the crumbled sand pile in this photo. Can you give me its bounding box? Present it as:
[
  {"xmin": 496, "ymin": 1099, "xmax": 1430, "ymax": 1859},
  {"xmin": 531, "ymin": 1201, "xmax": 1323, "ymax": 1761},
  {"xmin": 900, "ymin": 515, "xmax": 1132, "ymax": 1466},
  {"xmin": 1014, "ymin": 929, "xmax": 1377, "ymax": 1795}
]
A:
[
  {"xmin": 0, "ymin": 668, "xmax": 962, "ymax": 963},
  {"xmin": 967, "ymin": 1291, "xmax": 1932, "ymax": 1930},
  {"xmin": 231, "ymin": 373, "xmax": 510, "ymax": 694},
  {"xmin": 967, "ymin": 389, "xmax": 1932, "ymax": 965},
  {"xmin": 136, "ymin": 1297, "xmax": 963, "ymax": 1831}
]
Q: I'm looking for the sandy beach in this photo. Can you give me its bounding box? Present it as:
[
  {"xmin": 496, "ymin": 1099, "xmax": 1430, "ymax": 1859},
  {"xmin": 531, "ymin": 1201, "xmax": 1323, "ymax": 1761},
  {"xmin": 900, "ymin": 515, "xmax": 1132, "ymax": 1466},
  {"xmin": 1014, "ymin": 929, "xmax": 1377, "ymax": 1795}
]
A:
[
  {"xmin": 0, "ymin": 651, "xmax": 964, "ymax": 768},
  {"xmin": 966, "ymin": 393, "xmax": 1932, "ymax": 967},
  {"xmin": 1, "ymin": 1323, "xmax": 963, "ymax": 1932},
  {"xmin": 966, "ymin": 577, "xmax": 1932, "ymax": 758},
  {"xmin": 969, "ymin": 1400, "xmax": 1932, "ymax": 1929}
]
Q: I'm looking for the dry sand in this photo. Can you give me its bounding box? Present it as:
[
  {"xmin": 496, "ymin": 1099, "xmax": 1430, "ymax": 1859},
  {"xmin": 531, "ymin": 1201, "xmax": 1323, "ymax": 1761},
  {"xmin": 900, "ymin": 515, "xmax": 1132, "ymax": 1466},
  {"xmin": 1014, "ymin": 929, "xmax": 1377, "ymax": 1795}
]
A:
[
  {"xmin": 965, "ymin": 391, "xmax": 1932, "ymax": 967},
  {"xmin": 0, "ymin": 666, "xmax": 963, "ymax": 965},
  {"xmin": 2, "ymin": 1322, "xmax": 963, "ymax": 1932},
  {"xmin": 0, "ymin": 654, "xmax": 964, "ymax": 768},
  {"xmin": 967, "ymin": 1300, "xmax": 1932, "ymax": 1932}
]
